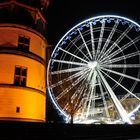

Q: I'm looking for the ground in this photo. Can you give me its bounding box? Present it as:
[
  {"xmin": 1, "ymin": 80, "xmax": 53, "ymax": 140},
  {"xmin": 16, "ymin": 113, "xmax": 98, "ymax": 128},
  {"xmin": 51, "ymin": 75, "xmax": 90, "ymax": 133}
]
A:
[{"xmin": 0, "ymin": 121, "xmax": 140, "ymax": 139}]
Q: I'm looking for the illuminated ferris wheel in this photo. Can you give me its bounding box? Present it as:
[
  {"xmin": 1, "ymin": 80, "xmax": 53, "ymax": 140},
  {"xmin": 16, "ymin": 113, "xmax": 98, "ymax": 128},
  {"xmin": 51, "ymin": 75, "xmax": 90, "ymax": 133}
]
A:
[{"xmin": 47, "ymin": 15, "xmax": 140, "ymax": 124}]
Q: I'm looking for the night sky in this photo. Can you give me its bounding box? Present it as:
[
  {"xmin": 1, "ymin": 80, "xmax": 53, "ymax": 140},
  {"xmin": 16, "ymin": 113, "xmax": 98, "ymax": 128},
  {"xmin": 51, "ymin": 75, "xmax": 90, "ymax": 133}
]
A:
[
  {"xmin": 46, "ymin": 0, "xmax": 140, "ymax": 47},
  {"xmin": 45, "ymin": 0, "xmax": 140, "ymax": 122}
]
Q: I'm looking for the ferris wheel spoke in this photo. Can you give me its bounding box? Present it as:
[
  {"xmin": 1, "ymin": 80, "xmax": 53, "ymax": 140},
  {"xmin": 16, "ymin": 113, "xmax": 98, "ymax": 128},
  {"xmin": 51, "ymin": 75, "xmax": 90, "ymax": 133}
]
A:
[
  {"xmin": 97, "ymin": 76, "xmax": 111, "ymax": 120},
  {"xmin": 102, "ymin": 64, "xmax": 140, "ymax": 68},
  {"xmin": 102, "ymin": 51, "xmax": 140, "ymax": 65},
  {"xmin": 120, "ymin": 93, "xmax": 131, "ymax": 102},
  {"xmin": 120, "ymin": 78, "xmax": 138, "ymax": 102},
  {"xmin": 102, "ymin": 35, "xmax": 140, "ymax": 63},
  {"xmin": 101, "ymin": 67, "xmax": 140, "ymax": 82},
  {"xmin": 100, "ymin": 69, "xmax": 140, "ymax": 101},
  {"xmin": 97, "ymin": 70, "xmax": 132, "ymax": 124},
  {"xmin": 96, "ymin": 21, "xmax": 105, "ymax": 59},
  {"xmin": 83, "ymin": 69, "xmax": 97, "ymax": 117},
  {"xmin": 51, "ymin": 68, "xmax": 89, "ymax": 88},
  {"xmin": 86, "ymin": 70, "xmax": 97, "ymax": 118},
  {"xmin": 78, "ymin": 72, "xmax": 95, "ymax": 118},
  {"xmin": 52, "ymin": 59, "xmax": 87, "ymax": 66},
  {"xmin": 100, "ymin": 24, "xmax": 133, "ymax": 62},
  {"xmin": 77, "ymin": 76, "xmax": 91, "ymax": 102},
  {"xmin": 86, "ymin": 87, "xmax": 96, "ymax": 118},
  {"xmin": 56, "ymin": 70, "xmax": 89, "ymax": 101},
  {"xmin": 69, "ymin": 39, "xmax": 90, "ymax": 61},
  {"xmin": 90, "ymin": 22, "xmax": 96, "ymax": 57},
  {"xmin": 70, "ymin": 79, "xmax": 87, "ymax": 105},
  {"xmin": 78, "ymin": 29, "xmax": 92, "ymax": 59},
  {"xmin": 51, "ymin": 66, "xmax": 86, "ymax": 75},
  {"xmin": 73, "ymin": 86, "xmax": 85, "ymax": 106},
  {"xmin": 58, "ymin": 47, "xmax": 88, "ymax": 63},
  {"xmin": 63, "ymin": 84, "xmax": 85, "ymax": 112},
  {"xmin": 71, "ymin": 94, "xmax": 83, "ymax": 113},
  {"xmin": 63, "ymin": 103, "xmax": 69, "ymax": 112},
  {"xmin": 76, "ymin": 86, "xmax": 84, "ymax": 107},
  {"xmin": 98, "ymin": 20, "xmax": 119, "ymax": 60}
]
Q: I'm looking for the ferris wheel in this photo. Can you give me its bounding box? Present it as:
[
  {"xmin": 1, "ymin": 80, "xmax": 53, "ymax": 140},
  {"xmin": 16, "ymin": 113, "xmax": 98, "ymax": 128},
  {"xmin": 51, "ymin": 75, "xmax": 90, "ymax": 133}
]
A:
[{"xmin": 47, "ymin": 15, "xmax": 140, "ymax": 124}]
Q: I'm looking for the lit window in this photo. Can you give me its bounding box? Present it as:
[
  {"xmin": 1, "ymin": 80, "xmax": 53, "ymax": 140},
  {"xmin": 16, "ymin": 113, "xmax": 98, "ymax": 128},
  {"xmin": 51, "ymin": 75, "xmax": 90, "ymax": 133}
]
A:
[
  {"xmin": 14, "ymin": 66, "xmax": 27, "ymax": 87},
  {"xmin": 18, "ymin": 35, "xmax": 30, "ymax": 51}
]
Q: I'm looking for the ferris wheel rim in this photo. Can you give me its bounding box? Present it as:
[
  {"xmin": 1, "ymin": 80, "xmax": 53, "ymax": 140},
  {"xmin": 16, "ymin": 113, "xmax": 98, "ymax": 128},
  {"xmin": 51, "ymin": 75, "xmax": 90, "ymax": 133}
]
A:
[
  {"xmin": 47, "ymin": 14, "xmax": 140, "ymax": 123},
  {"xmin": 52, "ymin": 15, "xmax": 140, "ymax": 57}
]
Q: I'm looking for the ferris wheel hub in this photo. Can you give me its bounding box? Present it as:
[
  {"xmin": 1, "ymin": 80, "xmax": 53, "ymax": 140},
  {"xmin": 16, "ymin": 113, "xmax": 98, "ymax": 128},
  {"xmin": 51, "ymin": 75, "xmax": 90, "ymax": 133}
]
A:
[{"xmin": 88, "ymin": 61, "xmax": 98, "ymax": 69}]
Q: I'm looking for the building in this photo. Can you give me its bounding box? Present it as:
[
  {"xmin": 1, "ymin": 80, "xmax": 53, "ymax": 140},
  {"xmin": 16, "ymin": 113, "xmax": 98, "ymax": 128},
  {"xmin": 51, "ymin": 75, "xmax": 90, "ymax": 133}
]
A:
[{"xmin": 0, "ymin": 0, "xmax": 49, "ymax": 122}]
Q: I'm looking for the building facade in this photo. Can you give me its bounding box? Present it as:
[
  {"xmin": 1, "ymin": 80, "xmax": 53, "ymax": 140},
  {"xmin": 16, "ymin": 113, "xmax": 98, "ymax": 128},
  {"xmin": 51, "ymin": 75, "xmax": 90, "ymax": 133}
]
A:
[{"xmin": 0, "ymin": 0, "xmax": 49, "ymax": 122}]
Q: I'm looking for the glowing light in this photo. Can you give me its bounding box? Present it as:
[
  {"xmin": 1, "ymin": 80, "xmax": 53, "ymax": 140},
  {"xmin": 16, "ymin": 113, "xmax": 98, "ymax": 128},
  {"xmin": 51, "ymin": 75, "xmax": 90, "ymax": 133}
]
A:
[
  {"xmin": 47, "ymin": 15, "xmax": 140, "ymax": 124},
  {"xmin": 88, "ymin": 61, "xmax": 98, "ymax": 69}
]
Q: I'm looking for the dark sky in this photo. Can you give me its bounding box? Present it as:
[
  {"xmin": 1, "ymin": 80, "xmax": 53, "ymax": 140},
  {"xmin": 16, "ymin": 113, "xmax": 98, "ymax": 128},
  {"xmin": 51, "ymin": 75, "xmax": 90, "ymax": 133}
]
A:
[
  {"xmin": 45, "ymin": 0, "xmax": 140, "ymax": 122},
  {"xmin": 46, "ymin": 0, "xmax": 140, "ymax": 47}
]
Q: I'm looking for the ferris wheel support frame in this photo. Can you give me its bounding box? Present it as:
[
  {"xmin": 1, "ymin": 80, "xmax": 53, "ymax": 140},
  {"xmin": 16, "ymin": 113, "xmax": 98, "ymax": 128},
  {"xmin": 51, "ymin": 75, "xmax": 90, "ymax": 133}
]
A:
[{"xmin": 98, "ymin": 70, "xmax": 132, "ymax": 124}]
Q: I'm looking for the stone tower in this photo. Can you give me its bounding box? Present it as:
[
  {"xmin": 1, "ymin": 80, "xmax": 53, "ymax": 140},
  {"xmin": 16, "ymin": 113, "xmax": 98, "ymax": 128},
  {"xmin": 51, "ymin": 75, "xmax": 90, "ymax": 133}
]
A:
[{"xmin": 0, "ymin": 0, "xmax": 49, "ymax": 122}]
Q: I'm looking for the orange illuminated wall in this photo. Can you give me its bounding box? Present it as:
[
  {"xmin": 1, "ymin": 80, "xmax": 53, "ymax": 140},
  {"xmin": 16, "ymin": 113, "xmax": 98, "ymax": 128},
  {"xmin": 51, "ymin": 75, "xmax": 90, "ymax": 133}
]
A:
[
  {"xmin": 0, "ymin": 24, "xmax": 47, "ymax": 122},
  {"xmin": 0, "ymin": 0, "xmax": 49, "ymax": 122}
]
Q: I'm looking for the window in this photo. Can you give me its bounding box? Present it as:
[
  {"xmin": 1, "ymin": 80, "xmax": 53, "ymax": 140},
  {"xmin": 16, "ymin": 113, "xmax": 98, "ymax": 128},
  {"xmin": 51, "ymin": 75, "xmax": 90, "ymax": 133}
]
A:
[
  {"xmin": 18, "ymin": 35, "xmax": 30, "ymax": 51},
  {"xmin": 16, "ymin": 107, "xmax": 20, "ymax": 113},
  {"xmin": 14, "ymin": 66, "xmax": 27, "ymax": 87}
]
